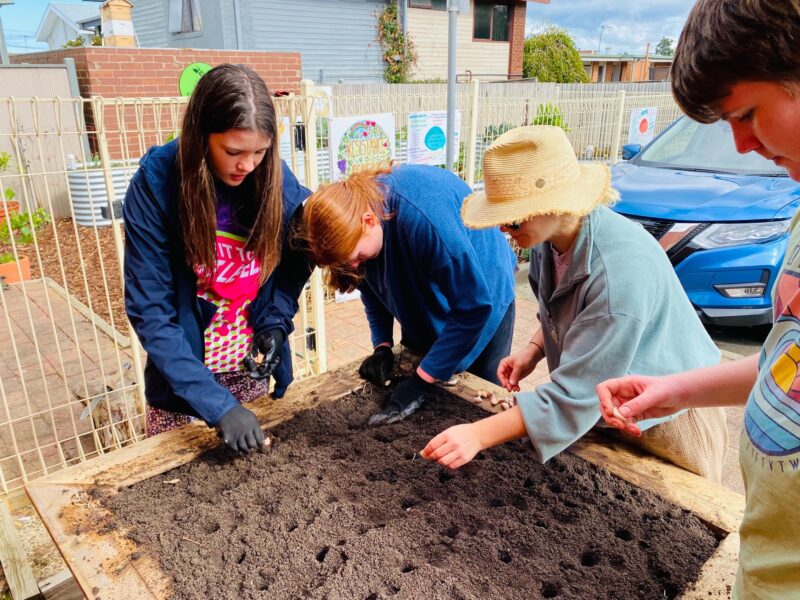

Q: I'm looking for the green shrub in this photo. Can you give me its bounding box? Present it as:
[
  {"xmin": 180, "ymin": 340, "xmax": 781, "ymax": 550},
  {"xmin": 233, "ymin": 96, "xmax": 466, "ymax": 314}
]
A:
[
  {"xmin": 532, "ymin": 103, "xmax": 570, "ymax": 132},
  {"xmin": 0, "ymin": 207, "xmax": 51, "ymax": 245}
]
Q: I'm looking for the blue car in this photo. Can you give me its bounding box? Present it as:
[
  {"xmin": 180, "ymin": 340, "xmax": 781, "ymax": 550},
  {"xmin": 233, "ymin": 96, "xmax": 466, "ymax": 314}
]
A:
[{"xmin": 612, "ymin": 116, "xmax": 800, "ymax": 327}]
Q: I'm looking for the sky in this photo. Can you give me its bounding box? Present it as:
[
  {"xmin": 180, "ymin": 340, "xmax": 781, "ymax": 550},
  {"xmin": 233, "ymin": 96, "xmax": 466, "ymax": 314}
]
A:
[
  {"xmin": 1, "ymin": 0, "xmax": 695, "ymax": 56},
  {"xmin": 524, "ymin": 0, "xmax": 696, "ymax": 55}
]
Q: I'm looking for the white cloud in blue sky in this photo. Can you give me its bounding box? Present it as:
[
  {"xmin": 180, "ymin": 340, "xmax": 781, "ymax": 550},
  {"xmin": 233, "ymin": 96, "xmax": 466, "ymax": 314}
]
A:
[{"xmin": 525, "ymin": 0, "xmax": 696, "ymax": 55}]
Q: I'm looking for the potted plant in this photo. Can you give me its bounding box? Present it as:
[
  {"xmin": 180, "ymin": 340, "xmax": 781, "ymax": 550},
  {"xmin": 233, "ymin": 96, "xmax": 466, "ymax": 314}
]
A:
[
  {"xmin": 0, "ymin": 151, "xmax": 19, "ymax": 219},
  {"xmin": 0, "ymin": 207, "xmax": 50, "ymax": 283}
]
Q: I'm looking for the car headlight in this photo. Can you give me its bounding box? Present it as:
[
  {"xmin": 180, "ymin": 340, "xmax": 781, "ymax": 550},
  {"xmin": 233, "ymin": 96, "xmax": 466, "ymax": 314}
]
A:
[{"xmin": 691, "ymin": 220, "xmax": 790, "ymax": 249}]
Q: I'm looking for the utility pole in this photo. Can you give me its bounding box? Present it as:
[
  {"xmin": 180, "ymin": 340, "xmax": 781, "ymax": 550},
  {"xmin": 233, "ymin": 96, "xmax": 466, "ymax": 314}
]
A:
[
  {"xmin": 597, "ymin": 24, "xmax": 608, "ymax": 53},
  {"xmin": 0, "ymin": 0, "xmax": 14, "ymax": 65},
  {"xmin": 446, "ymin": 0, "xmax": 459, "ymax": 171}
]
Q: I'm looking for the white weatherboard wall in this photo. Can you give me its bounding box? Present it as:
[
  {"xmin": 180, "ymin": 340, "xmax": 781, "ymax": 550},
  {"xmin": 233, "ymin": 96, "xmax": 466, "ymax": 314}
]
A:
[
  {"xmin": 240, "ymin": 0, "xmax": 385, "ymax": 83},
  {"xmin": 408, "ymin": 5, "xmax": 509, "ymax": 81}
]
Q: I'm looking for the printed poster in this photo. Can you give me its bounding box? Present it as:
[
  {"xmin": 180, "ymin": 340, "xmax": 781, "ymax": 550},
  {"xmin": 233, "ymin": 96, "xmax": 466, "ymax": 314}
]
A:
[
  {"xmin": 329, "ymin": 113, "xmax": 395, "ymax": 180},
  {"xmin": 407, "ymin": 110, "xmax": 461, "ymax": 166},
  {"xmin": 628, "ymin": 107, "xmax": 657, "ymax": 145}
]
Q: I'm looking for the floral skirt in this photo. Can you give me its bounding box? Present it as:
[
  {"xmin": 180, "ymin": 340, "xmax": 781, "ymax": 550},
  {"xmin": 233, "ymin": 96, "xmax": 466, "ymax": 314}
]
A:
[{"xmin": 146, "ymin": 372, "xmax": 270, "ymax": 437}]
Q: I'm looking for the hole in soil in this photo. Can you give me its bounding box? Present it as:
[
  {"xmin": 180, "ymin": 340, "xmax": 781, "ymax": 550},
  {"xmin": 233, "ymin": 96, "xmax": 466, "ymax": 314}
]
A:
[
  {"xmin": 549, "ymin": 483, "xmax": 562, "ymax": 494},
  {"xmin": 401, "ymin": 564, "xmax": 416, "ymax": 574},
  {"xmin": 534, "ymin": 519, "xmax": 549, "ymax": 529},
  {"xmin": 365, "ymin": 594, "xmax": 378, "ymax": 600},
  {"xmin": 615, "ymin": 528, "xmax": 633, "ymax": 541},
  {"xmin": 639, "ymin": 540, "xmax": 650, "ymax": 550},
  {"xmin": 580, "ymin": 549, "xmax": 601, "ymax": 567},
  {"xmin": 438, "ymin": 471, "xmax": 454, "ymax": 483},
  {"xmin": 337, "ymin": 539, "xmax": 346, "ymax": 546},
  {"xmin": 563, "ymin": 499, "xmax": 578, "ymax": 509},
  {"xmin": 316, "ymin": 546, "xmax": 330, "ymax": 563},
  {"xmin": 509, "ymin": 494, "xmax": 527, "ymax": 510},
  {"xmin": 444, "ymin": 525, "xmax": 460, "ymax": 539},
  {"xmin": 205, "ymin": 522, "xmax": 221, "ymax": 534},
  {"xmin": 541, "ymin": 582, "xmax": 560, "ymax": 598},
  {"xmin": 498, "ymin": 550, "xmax": 512, "ymax": 564},
  {"xmin": 372, "ymin": 431, "xmax": 392, "ymax": 444},
  {"xmin": 236, "ymin": 551, "xmax": 246, "ymax": 564},
  {"xmin": 488, "ymin": 497, "xmax": 505, "ymax": 508},
  {"xmin": 401, "ymin": 498, "xmax": 417, "ymax": 510},
  {"xmin": 403, "ymin": 451, "xmax": 415, "ymax": 460},
  {"xmin": 287, "ymin": 522, "xmax": 298, "ymax": 533},
  {"xmin": 387, "ymin": 583, "xmax": 401, "ymax": 595},
  {"xmin": 523, "ymin": 477, "xmax": 534, "ymax": 488}
]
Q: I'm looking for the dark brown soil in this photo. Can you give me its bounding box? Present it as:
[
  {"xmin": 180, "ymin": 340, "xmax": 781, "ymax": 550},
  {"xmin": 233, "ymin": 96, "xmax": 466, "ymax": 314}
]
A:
[
  {"xmin": 1, "ymin": 217, "xmax": 127, "ymax": 330},
  {"xmin": 107, "ymin": 385, "xmax": 720, "ymax": 600}
]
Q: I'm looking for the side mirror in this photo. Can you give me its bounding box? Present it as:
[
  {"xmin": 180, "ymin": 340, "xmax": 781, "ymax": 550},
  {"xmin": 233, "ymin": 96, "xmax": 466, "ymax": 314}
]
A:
[{"xmin": 621, "ymin": 144, "xmax": 642, "ymax": 160}]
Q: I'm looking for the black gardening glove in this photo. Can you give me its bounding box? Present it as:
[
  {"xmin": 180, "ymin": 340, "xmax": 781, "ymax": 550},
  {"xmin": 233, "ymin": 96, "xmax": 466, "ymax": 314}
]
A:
[
  {"xmin": 243, "ymin": 328, "xmax": 285, "ymax": 380},
  {"xmin": 369, "ymin": 372, "xmax": 433, "ymax": 426},
  {"xmin": 358, "ymin": 345, "xmax": 395, "ymax": 386},
  {"xmin": 217, "ymin": 404, "xmax": 265, "ymax": 452}
]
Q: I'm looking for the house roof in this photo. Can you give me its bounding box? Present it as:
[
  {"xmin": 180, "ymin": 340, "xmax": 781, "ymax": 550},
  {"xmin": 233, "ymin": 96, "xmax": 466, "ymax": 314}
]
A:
[
  {"xmin": 580, "ymin": 53, "xmax": 673, "ymax": 63},
  {"xmin": 35, "ymin": 2, "xmax": 101, "ymax": 42}
]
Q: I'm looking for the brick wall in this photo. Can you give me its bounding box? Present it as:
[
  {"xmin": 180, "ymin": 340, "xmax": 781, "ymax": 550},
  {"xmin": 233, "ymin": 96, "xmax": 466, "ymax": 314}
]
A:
[
  {"xmin": 11, "ymin": 47, "xmax": 301, "ymax": 97},
  {"xmin": 11, "ymin": 47, "xmax": 302, "ymax": 159},
  {"xmin": 508, "ymin": 1, "xmax": 527, "ymax": 80}
]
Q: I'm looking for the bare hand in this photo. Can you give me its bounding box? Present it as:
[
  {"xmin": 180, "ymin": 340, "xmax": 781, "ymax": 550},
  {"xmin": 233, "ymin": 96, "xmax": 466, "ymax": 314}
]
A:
[
  {"xmin": 596, "ymin": 374, "xmax": 686, "ymax": 437},
  {"xmin": 497, "ymin": 347, "xmax": 539, "ymax": 392},
  {"xmin": 420, "ymin": 423, "xmax": 482, "ymax": 470}
]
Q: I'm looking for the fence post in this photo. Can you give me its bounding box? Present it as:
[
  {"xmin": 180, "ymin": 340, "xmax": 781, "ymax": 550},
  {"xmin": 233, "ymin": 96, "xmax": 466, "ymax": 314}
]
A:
[
  {"xmin": 609, "ymin": 90, "xmax": 626, "ymax": 165},
  {"xmin": 89, "ymin": 97, "xmax": 148, "ymax": 422},
  {"xmin": 299, "ymin": 79, "xmax": 328, "ymax": 375},
  {"xmin": 464, "ymin": 78, "xmax": 480, "ymax": 187}
]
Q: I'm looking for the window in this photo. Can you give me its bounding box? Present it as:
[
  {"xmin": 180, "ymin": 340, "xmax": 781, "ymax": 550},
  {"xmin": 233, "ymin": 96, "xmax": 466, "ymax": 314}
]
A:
[
  {"xmin": 409, "ymin": 0, "xmax": 447, "ymax": 9},
  {"xmin": 168, "ymin": 0, "xmax": 202, "ymax": 34},
  {"xmin": 474, "ymin": 1, "xmax": 509, "ymax": 42}
]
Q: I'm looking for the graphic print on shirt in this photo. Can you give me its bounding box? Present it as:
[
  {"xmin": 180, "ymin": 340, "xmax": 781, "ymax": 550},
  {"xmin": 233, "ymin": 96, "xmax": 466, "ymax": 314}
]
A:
[
  {"xmin": 196, "ymin": 230, "xmax": 261, "ymax": 373},
  {"xmin": 747, "ymin": 267, "xmax": 800, "ymax": 456}
]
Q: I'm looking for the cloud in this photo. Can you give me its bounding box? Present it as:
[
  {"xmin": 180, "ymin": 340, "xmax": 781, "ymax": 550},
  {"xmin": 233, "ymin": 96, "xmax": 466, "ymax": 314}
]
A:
[{"xmin": 525, "ymin": 0, "xmax": 695, "ymax": 54}]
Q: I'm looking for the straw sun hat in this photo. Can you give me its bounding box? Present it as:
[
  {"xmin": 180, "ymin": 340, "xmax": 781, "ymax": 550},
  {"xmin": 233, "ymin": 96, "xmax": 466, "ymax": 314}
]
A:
[{"xmin": 461, "ymin": 125, "xmax": 618, "ymax": 229}]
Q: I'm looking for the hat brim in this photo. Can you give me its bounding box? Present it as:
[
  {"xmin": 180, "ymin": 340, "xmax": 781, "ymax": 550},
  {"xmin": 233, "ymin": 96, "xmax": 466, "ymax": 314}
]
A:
[{"xmin": 461, "ymin": 163, "xmax": 613, "ymax": 230}]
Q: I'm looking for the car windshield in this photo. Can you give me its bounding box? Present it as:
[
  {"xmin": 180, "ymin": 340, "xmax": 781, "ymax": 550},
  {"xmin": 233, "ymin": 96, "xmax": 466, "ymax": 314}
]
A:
[{"xmin": 633, "ymin": 117, "xmax": 787, "ymax": 176}]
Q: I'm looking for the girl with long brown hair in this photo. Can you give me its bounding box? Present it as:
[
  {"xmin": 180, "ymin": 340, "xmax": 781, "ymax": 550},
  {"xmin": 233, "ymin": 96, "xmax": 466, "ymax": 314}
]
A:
[
  {"xmin": 303, "ymin": 164, "xmax": 517, "ymax": 426},
  {"xmin": 123, "ymin": 64, "xmax": 311, "ymax": 452}
]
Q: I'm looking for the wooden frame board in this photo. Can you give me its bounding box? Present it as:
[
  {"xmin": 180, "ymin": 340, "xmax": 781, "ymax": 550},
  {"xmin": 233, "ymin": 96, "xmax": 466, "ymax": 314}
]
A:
[{"xmin": 26, "ymin": 365, "xmax": 745, "ymax": 600}]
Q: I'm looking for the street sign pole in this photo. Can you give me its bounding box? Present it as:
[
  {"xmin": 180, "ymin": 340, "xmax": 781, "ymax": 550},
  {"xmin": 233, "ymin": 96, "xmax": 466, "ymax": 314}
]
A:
[{"xmin": 446, "ymin": 0, "xmax": 459, "ymax": 171}]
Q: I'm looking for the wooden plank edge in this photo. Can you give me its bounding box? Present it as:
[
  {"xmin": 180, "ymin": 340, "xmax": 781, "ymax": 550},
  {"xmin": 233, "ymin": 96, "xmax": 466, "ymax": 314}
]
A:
[
  {"xmin": 38, "ymin": 569, "xmax": 83, "ymax": 600},
  {"xmin": 0, "ymin": 501, "xmax": 42, "ymax": 600},
  {"xmin": 680, "ymin": 532, "xmax": 739, "ymax": 599}
]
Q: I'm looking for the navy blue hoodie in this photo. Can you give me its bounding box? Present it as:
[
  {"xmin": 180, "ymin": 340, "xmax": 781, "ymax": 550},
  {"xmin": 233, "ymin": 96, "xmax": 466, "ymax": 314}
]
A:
[
  {"xmin": 361, "ymin": 166, "xmax": 516, "ymax": 381},
  {"xmin": 123, "ymin": 140, "xmax": 311, "ymax": 425}
]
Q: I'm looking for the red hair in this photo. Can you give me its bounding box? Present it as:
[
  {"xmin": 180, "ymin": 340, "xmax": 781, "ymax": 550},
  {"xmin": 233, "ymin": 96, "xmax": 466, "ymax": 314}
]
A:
[{"xmin": 302, "ymin": 168, "xmax": 393, "ymax": 290}]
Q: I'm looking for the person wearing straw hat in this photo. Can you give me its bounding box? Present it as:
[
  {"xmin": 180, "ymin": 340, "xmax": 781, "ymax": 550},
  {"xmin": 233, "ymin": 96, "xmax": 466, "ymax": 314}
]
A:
[
  {"xmin": 302, "ymin": 165, "xmax": 517, "ymax": 426},
  {"xmin": 421, "ymin": 125, "xmax": 728, "ymax": 480}
]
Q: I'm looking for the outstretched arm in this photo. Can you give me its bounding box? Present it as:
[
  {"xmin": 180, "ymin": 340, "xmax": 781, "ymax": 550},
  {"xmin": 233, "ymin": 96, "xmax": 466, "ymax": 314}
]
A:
[{"xmin": 598, "ymin": 353, "xmax": 759, "ymax": 436}]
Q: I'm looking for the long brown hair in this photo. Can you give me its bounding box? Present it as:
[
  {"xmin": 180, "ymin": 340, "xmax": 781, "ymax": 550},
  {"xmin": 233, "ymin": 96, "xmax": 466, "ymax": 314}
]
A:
[
  {"xmin": 177, "ymin": 63, "xmax": 283, "ymax": 282},
  {"xmin": 302, "ymin": 168, "xmax": 393, "ymax": 292}
]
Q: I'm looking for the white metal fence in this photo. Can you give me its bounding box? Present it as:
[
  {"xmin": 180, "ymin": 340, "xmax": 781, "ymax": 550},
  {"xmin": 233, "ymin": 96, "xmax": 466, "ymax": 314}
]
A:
[{"xmin": 0, "ymin": 80, "xmax": 680, "ymax": 494}]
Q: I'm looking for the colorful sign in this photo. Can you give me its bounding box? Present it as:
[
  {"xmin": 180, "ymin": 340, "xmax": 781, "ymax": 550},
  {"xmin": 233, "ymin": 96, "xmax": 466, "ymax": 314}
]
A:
[
  {"xmin": 628, "ymin": 107, "xmax": 657, "ymax": 146},
  {"xmin": 329, "ymin": 113, "xmax": 395, "ymax": 180},
  {"xmin": 178, "ymin": 62, "xmax": 212, "ymax": 97},
  {"xmin": 407, "ymin": 110, "xmax": 461, "ymax": 166}
]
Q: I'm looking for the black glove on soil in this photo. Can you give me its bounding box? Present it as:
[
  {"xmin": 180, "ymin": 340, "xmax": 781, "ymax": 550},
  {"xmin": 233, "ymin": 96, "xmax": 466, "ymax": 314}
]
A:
[
  {"xmin": 217, "ymin": 404, "xmax": 265, "ymax": 452},
  {"xmin": 369, "ymin": 372, "xmax": 433, "ymax": 426},
  {"xmin": 358, "ymin": 345, "xmax": 394, "ymax": 385},
  {"xmin": 243, "ymin": 328, "xmax": 285, "ymax": 380}
]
